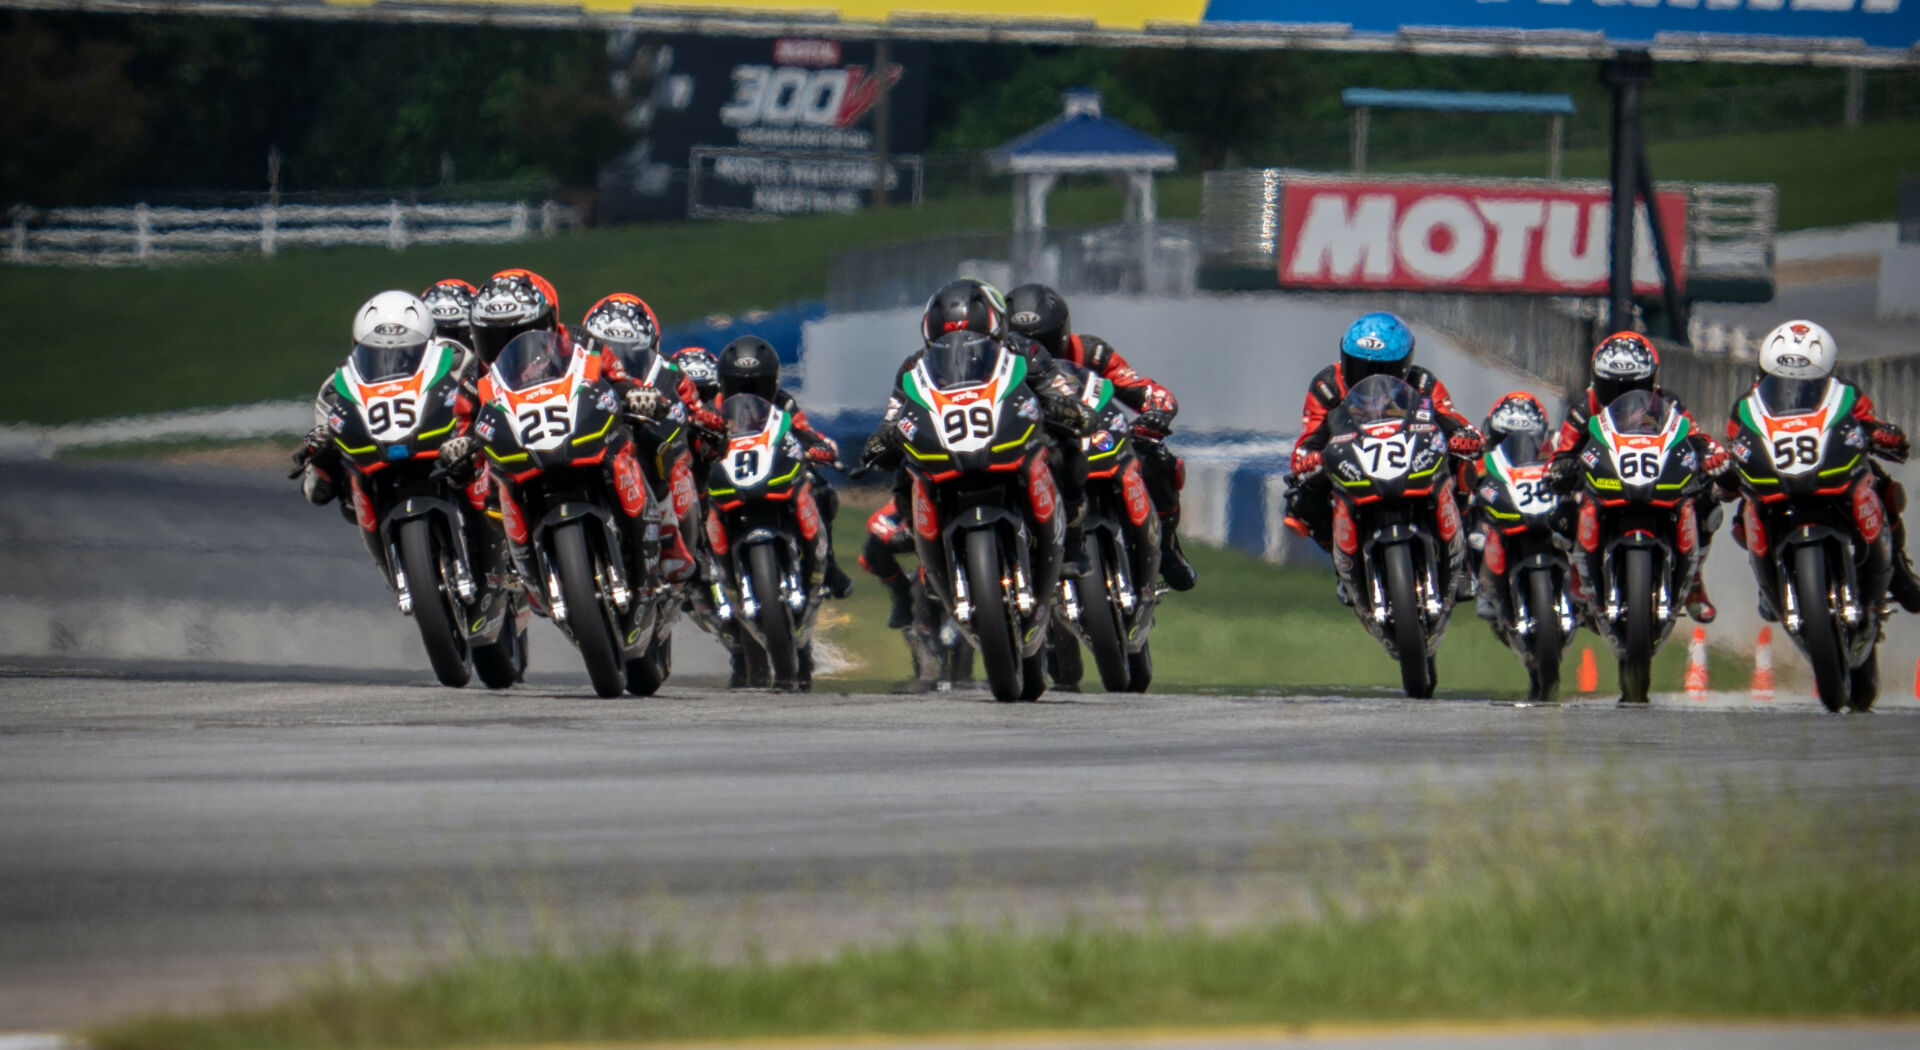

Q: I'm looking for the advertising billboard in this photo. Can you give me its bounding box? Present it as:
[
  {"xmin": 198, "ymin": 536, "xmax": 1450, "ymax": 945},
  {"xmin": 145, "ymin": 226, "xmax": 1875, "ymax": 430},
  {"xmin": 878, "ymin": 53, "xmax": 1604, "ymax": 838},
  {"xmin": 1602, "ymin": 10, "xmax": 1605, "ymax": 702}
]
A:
[
  {"xmin": 1278, "ymin": 178, "xmax": 1689, "ymax": 296},
  {"xmin": 600, "ymin": 35, "xmax": 928, "ymax": 222}
]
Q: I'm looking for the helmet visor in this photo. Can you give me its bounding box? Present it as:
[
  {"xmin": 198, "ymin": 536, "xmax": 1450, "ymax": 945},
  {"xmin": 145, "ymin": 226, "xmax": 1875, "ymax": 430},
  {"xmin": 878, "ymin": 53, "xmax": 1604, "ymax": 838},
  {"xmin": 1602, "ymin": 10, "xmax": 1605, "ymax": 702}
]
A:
[
  {"xmin": 1497, "ymin": 431, "xmax": 1549, "ymax": 466},
  {"xmin": 470, "ymin": 321, "xmax": 532, "ymax": 367},
  {"xmin": 1341, "ymin": 374, "xmax": 1417, "ymax": 425},
  {"xmin": 492, "ymin": 331, "xmax": 574, "ymax": 392},
  {"xmin": 923, "ymin": 333, "xmax": 1001, "ymax": 390},
  {"xmin": 350, "ymin": 340, "xmax": 427, "ymax": 383},
  {"xmin": 1757, "ymin": 375, "xmax": 1830, "ymax": 417},
  {"xmin": 723, "ymin": 394, "xmax": 776, "ymax": 437}
]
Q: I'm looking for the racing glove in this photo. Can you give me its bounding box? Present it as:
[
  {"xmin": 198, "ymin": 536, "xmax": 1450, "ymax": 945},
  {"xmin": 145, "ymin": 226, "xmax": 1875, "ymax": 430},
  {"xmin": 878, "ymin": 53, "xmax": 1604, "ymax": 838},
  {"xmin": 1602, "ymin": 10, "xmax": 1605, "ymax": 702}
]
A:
[
  {"xmin": 1132, "ymin": 408, "xmax": 1174, "ymax": 441},
  {"xmin": 287, "ymin": 425, "xmax": 331, "ymax": 479},
  {"xmin": 1872, "ymin": 422, "xmax": 1911, "ymax": 463},
  {"xmin": 1289, "ymin": 448, "xmax": 1323, "ymax": 481},
  {"xmin": 804, "ymin": 435, "xmax": 840, "ymax": 465},
  {"xmin": 432, "ymin": 435, "xmax": 483, "ymax": 483},
  {"xmin": 1701, "ymin": 441, "xmax": 1731, "ymax": 479},
  {"xmin": 625, "ymin": 385, "xmax": 667, "ymax": 420},
  {"xmin": 1544, "ymin": 453, "xmax": 1582, "ymax": 495},
  {"xmin": 864, "ymin": 423, "xmax": 903, "ymax": 465},
  {"xmin": 1448, "ymin": 426, "xmax": 1485, "ymax": 459}
]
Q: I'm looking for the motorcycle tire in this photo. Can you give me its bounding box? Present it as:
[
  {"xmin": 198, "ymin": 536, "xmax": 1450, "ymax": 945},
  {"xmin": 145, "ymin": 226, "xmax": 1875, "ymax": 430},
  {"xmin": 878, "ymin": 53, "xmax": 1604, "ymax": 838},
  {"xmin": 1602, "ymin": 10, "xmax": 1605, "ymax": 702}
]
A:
[
  {"xmin": 1074, "ymin": 539, "xmax": 1131, "ymax": 692},
  {"xmin": 1527, "ymin": 569, "xmax": 1564, "ymax": 702},
  {"xmin": 748, "ymin": 543, "xmax": 799, "ymax": 688},
  {"xmin": 1047, "ymin": 627, "xmax": 1083, "ymax": 691},
  {"xmin": 398, "ymin": 517, "xmax": 471, "ymax": 689},
  {"xmin": 966, "ymin": 529, "xmax": 1024, "ymax": 703},
  {"xmin": 1619, "ymin": 547, "xmax": 1655, "ymax": 705},
  {"xmin": 553, "ymin": 521, "xmax": 625, "ymax": 699},
  {"xmin": 1793, "ymin": 545, "xmax": 1849, "ymax": 713},
  {"xmin": 1384, "ymin": 543, "xmax": 1434, "ymax": 699},
  {"xmin": 625, "ymin": 632, "xmax": 671, "ymax": 697},
  {"xmin": 1020, "ymin": 648, "xmax": 1048, "ymax": 702},
  {"xmin": 1125, "ymin": 641, "xmax": 1153, "ymax": 694},
  {"xmin": 1849, "ymin": 644, "xmax": 1879, "ymax": 713},
  {"xmin": 472, "ymin": 616, "xmax": 524, "ymax": 690}
]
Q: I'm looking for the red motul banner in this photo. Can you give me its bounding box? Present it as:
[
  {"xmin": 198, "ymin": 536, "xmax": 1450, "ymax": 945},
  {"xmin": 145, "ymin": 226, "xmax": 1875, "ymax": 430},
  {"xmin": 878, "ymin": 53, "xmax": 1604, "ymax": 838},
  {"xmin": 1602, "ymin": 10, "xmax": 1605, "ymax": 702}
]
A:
[{"xmin": 1278, "ymin": 178, "xmax": 1687, "ymax": 295}]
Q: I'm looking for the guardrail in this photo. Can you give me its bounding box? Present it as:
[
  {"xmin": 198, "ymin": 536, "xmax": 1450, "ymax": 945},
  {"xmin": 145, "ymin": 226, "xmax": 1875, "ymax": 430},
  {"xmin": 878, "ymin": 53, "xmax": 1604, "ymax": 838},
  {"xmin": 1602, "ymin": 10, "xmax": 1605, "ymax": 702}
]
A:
[{"xmin": 4, "ymin": 199, "xmax": 580, "ymax": 266}]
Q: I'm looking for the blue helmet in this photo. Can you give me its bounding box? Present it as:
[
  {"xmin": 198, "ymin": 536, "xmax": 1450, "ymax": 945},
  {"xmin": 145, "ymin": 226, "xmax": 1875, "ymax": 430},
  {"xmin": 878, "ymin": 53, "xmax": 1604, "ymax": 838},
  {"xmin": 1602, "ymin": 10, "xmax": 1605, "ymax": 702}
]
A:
[{"xmin": 1339, "ymin": 312, "xmax": 1416, "ymax": 386}]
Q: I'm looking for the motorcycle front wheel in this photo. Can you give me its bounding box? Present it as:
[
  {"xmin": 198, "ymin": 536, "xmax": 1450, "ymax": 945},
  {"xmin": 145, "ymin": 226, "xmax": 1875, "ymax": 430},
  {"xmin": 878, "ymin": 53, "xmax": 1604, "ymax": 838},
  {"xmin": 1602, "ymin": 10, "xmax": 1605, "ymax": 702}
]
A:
[
  {"xmin": 1527, "ymin": 569, "xmax": 1563, "ymax": 701},
  {"xmin": 625, "ymin": 631, "xmax": 671, "ymax": 697},
  {"xmin": 1793, "ymin": 545, "xmax": 1849, "ymax": 712},
  {"xmin": 1074, "ymin": 539, "xmax": 1131, "ymax": 692},
  {"xmin": 747, "ymin": 543, "xmax": 799, "ymax": 688},
  {"xmin": 966, "ymin": 529, "xmax": 1024, "ymax": 703},
  {"xmin": 1619, "ymin": 547, "xmax": 1655, "ymax": 704},
  {"xmin": 398, "ymin": 517, "xmax": 471, "ymax": 688},
  {"xmin": 553, "ymin": 521, "xmax": 625, "ymax": 698},
  {"xmin": 471, "ymin": 611, "xmax": 525, "ymax": 690},
  {"xmin": 1383, "ymin": 543, "xmax": 1434, "ymax": 699}
]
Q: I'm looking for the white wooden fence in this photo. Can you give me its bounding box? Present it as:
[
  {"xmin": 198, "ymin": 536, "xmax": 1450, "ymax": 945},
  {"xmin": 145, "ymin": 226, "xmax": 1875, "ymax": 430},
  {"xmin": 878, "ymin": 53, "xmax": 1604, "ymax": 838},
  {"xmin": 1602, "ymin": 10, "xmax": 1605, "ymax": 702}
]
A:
[{"xmin": 5, "ymin": 199, "xmax": 580, "ymax": 265}]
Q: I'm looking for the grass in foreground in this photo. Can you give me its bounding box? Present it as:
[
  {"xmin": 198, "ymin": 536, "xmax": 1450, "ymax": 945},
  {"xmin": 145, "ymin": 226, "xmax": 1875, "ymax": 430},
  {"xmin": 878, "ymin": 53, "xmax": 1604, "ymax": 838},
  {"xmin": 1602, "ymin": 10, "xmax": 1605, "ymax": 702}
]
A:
[
  {"xmin": 816, "ymin": 489, "xmax": 1732, "ymax": 697},
  {"xmin": 93, "ymin": 783, "xmax": 1920, "ymax": 1050}
]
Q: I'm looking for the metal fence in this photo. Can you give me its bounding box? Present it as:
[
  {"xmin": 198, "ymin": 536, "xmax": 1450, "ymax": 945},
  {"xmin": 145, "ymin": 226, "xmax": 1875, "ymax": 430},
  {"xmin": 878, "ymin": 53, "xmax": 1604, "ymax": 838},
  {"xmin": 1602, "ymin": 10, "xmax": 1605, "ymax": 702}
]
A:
[
  {"xmin": 828, "ymin": 222, "xmax": 1200, "ymax": 312},
  {"xmin": 5, "ymin": 199, "xmax": 580, "ymax": 266}
]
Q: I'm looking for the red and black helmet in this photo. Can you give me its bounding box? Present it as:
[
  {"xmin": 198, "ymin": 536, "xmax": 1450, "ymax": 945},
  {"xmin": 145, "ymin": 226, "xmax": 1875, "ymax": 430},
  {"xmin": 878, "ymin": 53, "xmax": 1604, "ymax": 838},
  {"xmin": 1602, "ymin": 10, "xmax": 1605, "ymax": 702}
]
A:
[
  {"xmin": 920, "ymin": 278, "xmax": 1007, "ymax": 346},
  {"xmin": 580, "ymin": 292, "xmax": 661, "ymax": 376},
  {"xmin": 470, "ymin": 269, "xmax": 560, "ymax": 366},
  {"xmin": 1589, "ymin": 331, "xmax": 1660, "ymax": 407},
  {"xmin": 420, "ymin": 278, "xmax": 478, "ymax": 348}
]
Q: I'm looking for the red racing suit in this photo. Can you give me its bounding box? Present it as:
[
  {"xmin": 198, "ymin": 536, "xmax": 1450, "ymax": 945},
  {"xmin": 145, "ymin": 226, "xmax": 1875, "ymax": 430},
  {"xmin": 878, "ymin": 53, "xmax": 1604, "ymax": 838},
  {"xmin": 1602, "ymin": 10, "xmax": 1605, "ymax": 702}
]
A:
[
  {"xmin": 1054, "ymin": 333, "xmax": 1178, "ymax": 420},
  {"xmin": 1289, "ymin": 363, "xmax": 1473, "ymax": 475}
]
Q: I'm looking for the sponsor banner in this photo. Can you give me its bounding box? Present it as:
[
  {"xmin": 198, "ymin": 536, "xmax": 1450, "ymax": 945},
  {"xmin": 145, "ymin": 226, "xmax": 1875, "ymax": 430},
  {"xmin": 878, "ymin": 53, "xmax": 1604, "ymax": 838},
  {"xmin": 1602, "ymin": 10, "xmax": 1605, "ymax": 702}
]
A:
[
  {"xmin": 601, "ymin": 35, "xmax": 928, "ymax": 222},
  {"xmin": 1278, "ymin": 178, "xmax": 1688, "ymax": 296}
]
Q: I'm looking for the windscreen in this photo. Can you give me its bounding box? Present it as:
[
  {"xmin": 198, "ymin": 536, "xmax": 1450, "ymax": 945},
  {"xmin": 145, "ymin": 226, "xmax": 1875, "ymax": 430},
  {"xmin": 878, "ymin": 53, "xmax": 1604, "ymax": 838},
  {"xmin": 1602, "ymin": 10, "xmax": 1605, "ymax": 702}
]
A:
[
  {"xmin": 1341, "ymin": 374, "xmax": 1418, "ymax": 425},
  {"xmin": 350, "ymin": 340, "xmax": 426, "ymax": 383},
  {"xmin": 1604, "ymin": 389, "xmax": 1671, "ymax": 436},
  {"xmin": 1497, "ymin": 431, "xmax": 1550, "ymax": 466},
  {"xmin": 608, "ymin": 342, "xmax": 660, "ymax": 384},
  {"xmin": 493, "ymin": 330, "xmax": 574, "ymax": 392},
  {"xmin": 1757, "ymin": 375, "xmax": 1831, "ymax": 417},
  {"xmin": 723, "ymin": 393, "xmax": 776, "ymax": 437},
  {"xmin": 922, "ymin": 332, "xmax": 1002, "ymax": 390}
]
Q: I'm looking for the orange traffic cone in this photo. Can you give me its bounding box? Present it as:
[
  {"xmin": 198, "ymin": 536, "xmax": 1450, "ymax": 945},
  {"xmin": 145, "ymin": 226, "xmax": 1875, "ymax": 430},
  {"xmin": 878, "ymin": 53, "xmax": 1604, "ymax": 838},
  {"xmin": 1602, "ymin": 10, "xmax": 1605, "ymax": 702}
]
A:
[
  {"xmin": 1577, "ymin": 646, "xmax": 1599, "ymax": 695},
  {"xmin": 1750, "ymin": 626, "xmax": 1775, "ymax": 703},
  {"xmin": 1913, "ymin": 657, "xmax": 1920, "ymax": 702},
  {"xmin": 1685, "ymin": 627, "xmax": 1710, "ymax": 701}
]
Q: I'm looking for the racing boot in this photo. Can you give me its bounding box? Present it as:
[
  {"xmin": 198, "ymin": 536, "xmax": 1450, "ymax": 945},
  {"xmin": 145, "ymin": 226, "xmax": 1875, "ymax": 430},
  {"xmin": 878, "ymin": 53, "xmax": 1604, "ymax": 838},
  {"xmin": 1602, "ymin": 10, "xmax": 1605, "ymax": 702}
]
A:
[
  {"xmin": 1063, "ymin": 500, "xmax": 1091, "ymax": 578},
  {"xmin": 1888, "ymin": 515, "xmax": 1920, "ymax": 612},
  {"xmin": 1685, "ymin": 573, "xmax": 1717, "ymax": 624},
  {"xmin": 883, "ymin": 573, "xmax": 916, "ymax": 630},
  {"xmin": 658, "ymin": 520, "xmax": 697, "ymax": 585},
  {"xmin": 823, "ymin": 553, "xmax": 854, "ymax": 600},
  {"xmin": 1157, "ymin": 512, "xmax": 1197, "ymax": 591},
  {"xmin": 1335, "ymin": 579, "xmax": 1354, "ymax": 607},
  {"xmin": 1756, "ymin": 582, "xmax": 1779, "ymax": 624}
]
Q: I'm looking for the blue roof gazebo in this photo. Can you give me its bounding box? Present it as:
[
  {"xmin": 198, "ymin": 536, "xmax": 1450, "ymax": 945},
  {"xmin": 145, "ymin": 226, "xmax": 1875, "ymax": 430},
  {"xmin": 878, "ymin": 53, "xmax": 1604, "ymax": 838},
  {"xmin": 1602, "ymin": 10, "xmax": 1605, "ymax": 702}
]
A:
[{"xmin": 987, "ymin": 89, "xmax": 1177, "ymax": 236}]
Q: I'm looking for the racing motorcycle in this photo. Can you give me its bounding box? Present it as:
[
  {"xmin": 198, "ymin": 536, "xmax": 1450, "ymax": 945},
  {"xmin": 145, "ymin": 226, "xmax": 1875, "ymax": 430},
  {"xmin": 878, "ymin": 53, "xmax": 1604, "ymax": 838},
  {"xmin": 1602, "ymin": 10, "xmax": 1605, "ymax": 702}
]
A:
[
  {"xmin": 476, "ymin": 331, "xmax": 679, "ymax": 698},
  {"xmin": 1726, "ymin": 375, "xmax": 1890, "ymax": 711},
  {"xmin": 895, "ymin": 331, "xmax": 1065, "ymax": 702},
  {"xmin": 1317, "ymin": 374, "xmax": 1466, "ymax": 699},
  {"xmin": 1571, "ymin": 390, "xmax": 1706, "ymax": 704},
  {"xmin": 1053, "ymin": 364, "xmax": 1160, "ymax": 693},
  {"xmin": 703, "ymin": 393, "xmax": 831, "ymax": 691},
  {"xmin": 1471, "ymin": 433, "xmax": 1578, "ymax": 700},
  {"xmin": 320, "ymin": 337, "xmax": 526, "ymax": 689}
]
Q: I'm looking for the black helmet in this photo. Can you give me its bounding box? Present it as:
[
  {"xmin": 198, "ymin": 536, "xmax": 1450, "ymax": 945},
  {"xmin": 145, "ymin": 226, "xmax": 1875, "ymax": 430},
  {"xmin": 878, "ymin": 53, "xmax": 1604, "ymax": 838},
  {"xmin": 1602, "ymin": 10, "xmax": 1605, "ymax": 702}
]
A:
[
  {"xmin": 921, "ymin": 278, "xmax": 1007, "ymax": 345},
  {"xmin": 674, "ymin": 346, "xmax": 721, "ymax": 399},
  {"xmin": 420, "ymin": 279, "xmax": 477, "ymax": 348},
  {"xmin": 1589, "ymin": 331, "xmax": 1660, "ymax": 407},
  {"xmin": 469, "ymin": 269, "xmax": 559, "ymax": 367},
  {"xmin": 1006, "ymin": 283, "xmax": 1070, "ymax": 356},
  {"xmin": 718, "ymin": 336, "xmax": 779, "ymax": 402}
]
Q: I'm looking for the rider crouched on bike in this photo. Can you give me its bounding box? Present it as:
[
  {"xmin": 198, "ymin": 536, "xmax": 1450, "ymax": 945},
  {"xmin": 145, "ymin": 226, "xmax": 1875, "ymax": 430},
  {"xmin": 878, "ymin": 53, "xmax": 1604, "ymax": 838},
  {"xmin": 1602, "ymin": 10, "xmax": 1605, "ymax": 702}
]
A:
[
  {"xmin": 1542, "ymin": 331, "xmax": 1729, "ymax": 623},
  {"xmin": 1284, "ymin": 312, "xmax": 1484, "ymax": 603},
  {"xmin": 1723, "ymin": 320, "xmax": 1920, "ymax": 614},
  {"xmin": 861, "ymin": 279, "xmax": 1099, "ymax": 628},
  {"xmin": 1464, "ymin": 392, "xmax": 1563, "ymax": 621},
  {"xmin": 1005, "ymin": 283, "xmax": 1196, "ymax": 591},
  {"xmin": 711, "ymin": 335, "xmax": 854, "ymax": 600}
]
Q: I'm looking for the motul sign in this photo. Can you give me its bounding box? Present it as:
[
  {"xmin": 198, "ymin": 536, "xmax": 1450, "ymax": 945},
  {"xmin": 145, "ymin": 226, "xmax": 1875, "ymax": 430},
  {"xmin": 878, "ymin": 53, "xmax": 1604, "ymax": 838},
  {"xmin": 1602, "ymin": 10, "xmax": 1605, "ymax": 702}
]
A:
[{"xmin": 1279, "ymin": 178, "xmax": 1687, "ymax": 295}]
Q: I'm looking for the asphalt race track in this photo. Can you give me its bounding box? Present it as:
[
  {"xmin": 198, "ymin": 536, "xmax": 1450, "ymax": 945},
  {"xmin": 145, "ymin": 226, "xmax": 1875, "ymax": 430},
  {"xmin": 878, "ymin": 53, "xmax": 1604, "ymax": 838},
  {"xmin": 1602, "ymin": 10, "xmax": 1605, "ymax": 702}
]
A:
[{"xmin": 5, "ymin": 459, "xmax": 1920, "ymax": 1042}]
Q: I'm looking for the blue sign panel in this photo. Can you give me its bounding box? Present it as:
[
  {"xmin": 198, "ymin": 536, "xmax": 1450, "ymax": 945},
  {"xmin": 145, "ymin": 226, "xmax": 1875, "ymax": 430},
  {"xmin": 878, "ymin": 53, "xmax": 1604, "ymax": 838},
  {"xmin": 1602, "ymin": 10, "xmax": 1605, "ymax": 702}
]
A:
[{"xmin": 1202, "ymin": 0, "xmax": 1919, "ymax": 52}]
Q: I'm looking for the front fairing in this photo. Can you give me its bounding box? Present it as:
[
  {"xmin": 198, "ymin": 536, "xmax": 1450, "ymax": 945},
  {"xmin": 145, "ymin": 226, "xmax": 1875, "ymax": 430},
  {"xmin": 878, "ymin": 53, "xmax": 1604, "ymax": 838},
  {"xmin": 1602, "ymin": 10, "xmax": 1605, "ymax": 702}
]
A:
[
  {"xmin": 1729, "ymin": 384, "xmax": 1869, "ymax": 501},
  {"xmin": 1582, "ymin": 402, "xmax": 1697, "ymax": 506},
  {"xmin": 326, "ymin": 341, "xmax": 464, "ymax": 473},
  {"xmin": 1476, "ymin": 446, "xmax": 1560, "ymax": 529},
  {"xmin": 1322, "ymin": 409, "xmax": 1449, "ymax": 504},
  {"xmin": 707, "ymin": 400, "xmax": 806, "ymax": 506},
  {"xmin": 898, "ymin": 349, "xmax": 1044, "ymax": 479}
]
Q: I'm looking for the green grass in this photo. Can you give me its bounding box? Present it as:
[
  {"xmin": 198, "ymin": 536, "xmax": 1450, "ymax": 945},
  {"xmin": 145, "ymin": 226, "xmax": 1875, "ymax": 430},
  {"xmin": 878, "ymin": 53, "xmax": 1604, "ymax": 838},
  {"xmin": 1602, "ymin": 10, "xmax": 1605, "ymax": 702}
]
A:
[
  {"xmin": 816, "ymin": 489, "xmax": 1734, "ymax": 698},
  {"xmin": 1377, "ymin": 119, "xmax": 1920, "ymax": 232},
  {"xmin": 90, "ymin": 781, "xmax": 1920, "ymax": 1050},
  {"xmin": 0, "ymin": 177, "xmax": 1196, "ymax": 428}
]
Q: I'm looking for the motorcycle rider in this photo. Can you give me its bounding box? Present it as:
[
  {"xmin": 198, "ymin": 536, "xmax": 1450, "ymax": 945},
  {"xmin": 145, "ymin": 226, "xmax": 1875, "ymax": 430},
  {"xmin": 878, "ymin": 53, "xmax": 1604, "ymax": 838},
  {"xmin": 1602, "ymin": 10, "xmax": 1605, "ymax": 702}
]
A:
[
  {"xmin": 1465, "ymin": 391, "xmax": 1560, "ymax": 621},
  {"xmin": 420, "ymin": 279, "xmax": 478, "ymax": 350},
  {"xmin": 1542, "ymin": 331, "xmax": 1729, "ymax": 623},
  {"xmin": 1723, "ymin": 320, "xmax": 1920, "ymax": 615},
  {"xmin": 1283, "ymin": 312, "xmax": 1484, "ymax": 603},
  {"xmin": 862, "ymin": 278, "xmax": 1098, "ymax": 589},
  {"xmin": 713, "ymin": 335, "xmax": 854, "ymax": 600},
  {"xmin": 1006, "ymin": 283, "xmax": 1196, "ymax": 592}
]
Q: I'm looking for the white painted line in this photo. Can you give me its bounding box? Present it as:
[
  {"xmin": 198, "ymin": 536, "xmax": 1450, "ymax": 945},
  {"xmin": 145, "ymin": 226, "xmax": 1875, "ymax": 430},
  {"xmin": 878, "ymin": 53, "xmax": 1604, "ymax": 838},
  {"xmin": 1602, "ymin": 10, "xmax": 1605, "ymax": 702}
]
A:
[
  {"xmin": 0, "ymin": 399, "xmax": 307, "ymax": 459},
  {"xmin": 0, "ymin": 1035, "xmax": 71, "ymax": 1050}
]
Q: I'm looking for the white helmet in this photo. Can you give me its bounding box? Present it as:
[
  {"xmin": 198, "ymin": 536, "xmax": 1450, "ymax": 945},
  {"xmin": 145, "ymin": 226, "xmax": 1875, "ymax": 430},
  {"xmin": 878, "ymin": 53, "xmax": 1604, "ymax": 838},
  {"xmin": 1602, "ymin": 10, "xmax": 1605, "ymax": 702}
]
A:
[
  {"xmin": 352, "ymin": 290, "xmax": 434, "ymax": 350},
  {"xmin": 1759, "ymin": 320, "xmax": 1837, "ymax": 381}
]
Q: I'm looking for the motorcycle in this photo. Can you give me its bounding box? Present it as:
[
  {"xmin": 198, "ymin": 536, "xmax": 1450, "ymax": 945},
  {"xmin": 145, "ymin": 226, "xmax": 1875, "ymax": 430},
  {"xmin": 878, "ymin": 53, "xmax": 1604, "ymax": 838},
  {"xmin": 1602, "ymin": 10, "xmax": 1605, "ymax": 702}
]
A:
[
  {"xmin": 1471, "ymin": 433, "xmax": 1579, "ymax": 700},
  {"xmin": 319, "ymin": 336, "xmax": 526, "ymax": 689},
  {"xmin": 475, "ymin": 331, "xmax": 678, "ymax": 698},
  {"xmin": 895, "ymin": 332, "xmax": 1064, "ymax": 702},
  {"xmin": 703, "ymin": 393, "xmax": 831, "ymax": 691},
  {"xmin": 1053, "ymin": 364, "xmax": 1160, "ymax": 693},
  {"xmin": 1726, "ymin": 375, "xmax": 1890, "ymax": 711},
  {"xmin": 1570, "ymin": 390, "xmax": 1707, "ymax": 704},
  {"xmin": 1317, "ymin": 374, "xmax": 1466, "ymax": 699}
]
